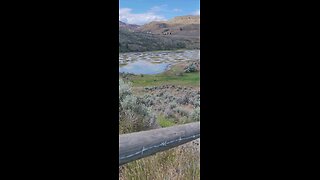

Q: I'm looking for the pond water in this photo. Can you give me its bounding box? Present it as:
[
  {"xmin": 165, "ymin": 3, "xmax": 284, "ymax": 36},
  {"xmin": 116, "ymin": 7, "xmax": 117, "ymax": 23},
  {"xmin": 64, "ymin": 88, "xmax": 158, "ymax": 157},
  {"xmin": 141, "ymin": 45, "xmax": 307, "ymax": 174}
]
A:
[
  {"xmin": 119, "ymin": 50, "xmax": 200, "ymax": 74},
  {"xmin": 119, "ymin": 60, "xmax": 170, "ymax": 74}
]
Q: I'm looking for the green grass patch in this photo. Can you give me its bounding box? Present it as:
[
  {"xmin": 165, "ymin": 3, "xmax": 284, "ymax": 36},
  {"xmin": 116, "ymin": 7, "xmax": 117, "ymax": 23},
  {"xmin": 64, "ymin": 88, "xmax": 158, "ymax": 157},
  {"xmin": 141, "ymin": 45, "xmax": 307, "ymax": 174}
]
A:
[
  {"xmin": 131, "ymin": 72, "xmax": 199, "ymax": 87},
  {"xmin": 122, "ymin": 62, "xmax": 200, "ymax": 87},
  {"xmin": 157, "ymin": 116, "xmax": 175, "ymax": 127}
]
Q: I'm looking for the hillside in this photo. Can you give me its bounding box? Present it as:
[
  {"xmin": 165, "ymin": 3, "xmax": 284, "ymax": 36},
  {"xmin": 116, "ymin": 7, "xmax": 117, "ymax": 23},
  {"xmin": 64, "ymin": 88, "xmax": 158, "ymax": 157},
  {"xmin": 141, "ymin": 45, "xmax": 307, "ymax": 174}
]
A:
[
  {"xmin": 119, "ymin": 16, "xmax": 200, "ymax": 53},
  {"xmin": 119, "ymin": 21, "xmax": 140, "ymax": 32},
  {"xmin": 137, "ymin": 15, "xmax": 200, "ymax": 38},
  {"xmin": 119, "ymin": 29, "xmax": 199, "ymax": 52}
]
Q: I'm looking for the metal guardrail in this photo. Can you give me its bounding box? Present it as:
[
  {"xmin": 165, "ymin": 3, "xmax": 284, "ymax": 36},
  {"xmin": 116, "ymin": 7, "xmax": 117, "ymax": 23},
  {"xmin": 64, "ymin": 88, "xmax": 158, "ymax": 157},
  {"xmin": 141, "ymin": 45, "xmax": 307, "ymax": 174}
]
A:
[{"xmin": 119, "ymin": 122, "xmax": 200, "ymax": 166}]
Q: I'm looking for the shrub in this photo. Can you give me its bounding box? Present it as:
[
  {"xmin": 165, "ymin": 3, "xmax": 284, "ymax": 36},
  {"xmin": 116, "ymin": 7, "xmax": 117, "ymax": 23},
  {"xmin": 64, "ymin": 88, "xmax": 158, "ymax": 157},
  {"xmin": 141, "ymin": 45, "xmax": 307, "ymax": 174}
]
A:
[
  {"xmin": 189, "ymin": 94, "xmax": 200, "ymax": 108},
  {"xmin": 184, "ymin": 63, "xmax": 198, "ymax": 73},
  {"xmin": 119, "ymin": 78, "xmax": 132, "ymax": 101},
  {"xmin": 190, "ymin": 107, "xmax": 200, "ymax": 122},
  {"xmin": 119, "ymin": 78, "xmax": 158, "ymax": 134},
  {"xmin": 169, "ymin": 102, "xmax": 177, "ymax": 109},
  {"xmin": 164, "ymin": 108, "xmax": 175, "ymax": 119},
  {"xmin": 174, "ymin": 107, "xmax": 190, "ymax": 118},
  {"xmin": 177, "ymin": 95, "xmax": 189, "ymax": 105},
  {"xmin": 193, "ymin": 99, "xmax": 200, "ymax": 108}
]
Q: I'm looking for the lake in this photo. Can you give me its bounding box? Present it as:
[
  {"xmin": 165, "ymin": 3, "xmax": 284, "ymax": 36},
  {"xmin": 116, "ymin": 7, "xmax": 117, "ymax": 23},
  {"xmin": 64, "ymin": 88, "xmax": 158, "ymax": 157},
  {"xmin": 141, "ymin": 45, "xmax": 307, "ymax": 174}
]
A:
[
  {"xmin": 119, "ymin": 50, "xmax": 200, "ymax": 74},
  {"xmin": 119, "ymin": 60, "xmax": 170, "ymax": 74}
]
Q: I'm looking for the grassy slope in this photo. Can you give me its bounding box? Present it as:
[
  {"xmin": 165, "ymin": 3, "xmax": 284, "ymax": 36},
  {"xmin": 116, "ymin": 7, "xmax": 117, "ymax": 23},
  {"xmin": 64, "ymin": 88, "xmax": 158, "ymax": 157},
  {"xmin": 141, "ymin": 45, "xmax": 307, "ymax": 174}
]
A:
[{"xmin": 130, "ymin": 63, "xmax": 200, "ymax": 87}]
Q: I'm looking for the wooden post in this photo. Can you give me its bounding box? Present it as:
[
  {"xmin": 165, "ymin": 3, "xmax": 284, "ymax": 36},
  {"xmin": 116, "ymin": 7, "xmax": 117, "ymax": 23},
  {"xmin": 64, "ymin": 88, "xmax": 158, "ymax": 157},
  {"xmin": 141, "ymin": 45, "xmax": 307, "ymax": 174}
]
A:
[{"xmin": 119, "ymin": 122, "xmax": 200, "ymax": 166}]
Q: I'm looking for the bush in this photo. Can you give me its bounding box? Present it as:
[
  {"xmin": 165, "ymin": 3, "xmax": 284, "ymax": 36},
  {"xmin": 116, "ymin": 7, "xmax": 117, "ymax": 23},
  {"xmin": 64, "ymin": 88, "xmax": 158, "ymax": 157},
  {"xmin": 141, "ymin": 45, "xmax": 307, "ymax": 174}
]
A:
[
  {"xmin": 184, "ymin": 63, "xmax": 198, "ymax": 73},
  {"xmin": 169, "ymin": 102, "xmax": 177, "ymax": 109},
  {"xmin": 190, "ymin": 107, "xmax": 200, "ymax": 122},
  {"xmin": 177, "ymin": 95, "xmax": 189, "ymax": 105},
  {"xmin": 141, "ymin": 94, "xmax": 154, "ymax": 106},
  {"xmin": 193, "ymin": 99, "xmax": 200, "ymax": 108},
  {"xmin": 174, "ymin": 107, "xmax": 190, "ymax": 118},
  {"xmin": 119, "ymin": 79, "xmax": 158, "ymax": 134},
  {"xmin": 119, "ymin": 79, "xmax": 132, "ymax": 101},
  {"xmin": 164, "ymin": 108, "xmax": 175, "ymax": 119}
]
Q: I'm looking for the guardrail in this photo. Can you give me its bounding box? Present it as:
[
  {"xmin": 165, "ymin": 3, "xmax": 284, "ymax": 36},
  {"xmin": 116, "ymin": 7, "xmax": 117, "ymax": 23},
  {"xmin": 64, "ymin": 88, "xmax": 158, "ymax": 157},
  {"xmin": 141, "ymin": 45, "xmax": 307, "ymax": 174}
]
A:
[{"xmin": 119, "ymin": 122, "xmax": 200, "ymax": 166}]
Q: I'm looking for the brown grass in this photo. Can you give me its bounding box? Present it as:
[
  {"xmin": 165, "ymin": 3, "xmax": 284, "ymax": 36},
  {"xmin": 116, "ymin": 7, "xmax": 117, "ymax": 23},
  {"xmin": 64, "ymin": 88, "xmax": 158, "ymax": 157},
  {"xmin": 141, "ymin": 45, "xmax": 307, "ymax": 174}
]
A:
[{"xmin": 119, "ymin": 141, "xmax": 200, "ymax": 180}]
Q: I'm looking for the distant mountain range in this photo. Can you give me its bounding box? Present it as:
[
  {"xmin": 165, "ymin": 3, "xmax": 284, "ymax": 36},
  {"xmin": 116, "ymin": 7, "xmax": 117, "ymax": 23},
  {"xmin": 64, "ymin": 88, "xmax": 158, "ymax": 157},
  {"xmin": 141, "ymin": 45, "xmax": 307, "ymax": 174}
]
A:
[
  {"xmin": 137, "ymin": 15, "xmax": 200, "ymax": 38},
  {"xmin": 119, "ymin": 15, "xmax": 200, "ymax": 52},
  {"xmin": 119, "ymin": 21, "xmax": 140, "ymax": 32}
]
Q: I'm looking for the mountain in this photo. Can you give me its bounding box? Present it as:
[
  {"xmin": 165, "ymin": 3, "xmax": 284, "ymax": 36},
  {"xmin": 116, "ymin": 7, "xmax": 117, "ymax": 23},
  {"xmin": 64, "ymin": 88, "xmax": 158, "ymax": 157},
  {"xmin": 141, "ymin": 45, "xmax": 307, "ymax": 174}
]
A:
[
  {"xmin": 137, "ymin": 15, "xmax": 200, "ymax": 38},
  {"xmin": 119, "ymin": 15, "xmax": 200, "ymax": 53},
  {"xmin": 119, "ymin": 21, "xmax": 140, "ymax": 32}
]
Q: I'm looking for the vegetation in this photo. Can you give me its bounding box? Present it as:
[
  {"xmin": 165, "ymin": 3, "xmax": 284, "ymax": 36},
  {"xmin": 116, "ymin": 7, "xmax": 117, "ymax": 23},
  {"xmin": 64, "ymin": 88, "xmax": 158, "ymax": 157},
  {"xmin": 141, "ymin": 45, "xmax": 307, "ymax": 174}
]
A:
[
  {"xmin": 119, "ymin": 146, "xmax": 200, "ymax": 180},
  {"xmin": 122, "ymin": 63, "xmax": 200, "ymax": 87},
  {"xmin": 184, "ymin": 62, "xmax": 198, "ymax": 73},
  {"xmin": 119, "ymin": 29, "xmax": 199, "ymax": 53},
  {"xmin": 119, "ymin": 56, "xmax": 200, "ymax": 180},
  {"xmin": 157, "ymin": 116, "xmax": 175, "ymax": 127},
  {"xmin": 119, "ymin": 79, "xmax": 158, "ymax": 134},
  {"xmin": 130, "ymin": 72, "xmax": 199, "ymax": 87}
]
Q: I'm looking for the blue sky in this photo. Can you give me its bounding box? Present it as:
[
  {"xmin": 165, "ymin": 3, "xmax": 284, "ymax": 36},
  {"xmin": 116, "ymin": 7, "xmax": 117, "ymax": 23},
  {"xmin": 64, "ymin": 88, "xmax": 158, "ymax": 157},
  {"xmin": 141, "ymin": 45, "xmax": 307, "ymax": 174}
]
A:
[{"xmin": 119, "ymin": 0, "xmax": 200, "ymax": 25}]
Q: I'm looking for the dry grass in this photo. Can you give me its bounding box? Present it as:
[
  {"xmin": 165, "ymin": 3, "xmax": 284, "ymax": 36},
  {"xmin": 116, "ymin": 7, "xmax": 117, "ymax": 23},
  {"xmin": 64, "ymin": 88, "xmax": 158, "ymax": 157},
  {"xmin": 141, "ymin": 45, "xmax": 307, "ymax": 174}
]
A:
[
  {"xmin": 119, "ymin": 141, "xmax": 200, "ymax": 180},
  {"xmin": 119, "ymin": 64, "xmax": 200, "ymax": 179}
]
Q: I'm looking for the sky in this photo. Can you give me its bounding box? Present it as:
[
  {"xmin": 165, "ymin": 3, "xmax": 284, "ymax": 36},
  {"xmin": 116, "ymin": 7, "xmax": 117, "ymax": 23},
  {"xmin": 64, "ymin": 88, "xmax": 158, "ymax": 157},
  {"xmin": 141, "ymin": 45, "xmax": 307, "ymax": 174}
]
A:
[{"xmin": 119, "ymin": 0, "xmax": 200, "ymax": 25}]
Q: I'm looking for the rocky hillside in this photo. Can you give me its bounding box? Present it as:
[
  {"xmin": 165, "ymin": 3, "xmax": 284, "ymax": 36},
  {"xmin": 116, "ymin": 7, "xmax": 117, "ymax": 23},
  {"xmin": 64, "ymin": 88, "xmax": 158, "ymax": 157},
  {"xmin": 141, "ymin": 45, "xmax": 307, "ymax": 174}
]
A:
[
  {"xmin": 168, "ymin": 15, "xmax": 200, "ymax": 24},
  {"xmin": 137, "ymin": 15, "xmax": 200, "ymax": 38},
  {"xmin": 119, "ymin": 16, "xmax": 200, "ymax": 52},
  {"xmin": 119, "ymin": 21, "xmax": 140, "ymax": 32}
]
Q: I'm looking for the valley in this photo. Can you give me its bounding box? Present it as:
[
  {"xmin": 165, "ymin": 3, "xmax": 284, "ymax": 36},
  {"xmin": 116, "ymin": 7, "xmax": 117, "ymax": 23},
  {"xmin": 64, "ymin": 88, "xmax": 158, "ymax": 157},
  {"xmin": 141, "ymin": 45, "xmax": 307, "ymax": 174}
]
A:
[{"xmin": 119, "ymin": 12, "xmax": 200, "ymax": 180}]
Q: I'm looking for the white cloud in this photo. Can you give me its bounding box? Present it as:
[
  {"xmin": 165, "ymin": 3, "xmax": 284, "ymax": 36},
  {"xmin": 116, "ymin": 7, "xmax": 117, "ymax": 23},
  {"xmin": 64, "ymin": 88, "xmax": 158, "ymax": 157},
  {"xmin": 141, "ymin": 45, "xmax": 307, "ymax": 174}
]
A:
[
  {"xmin": 149, "ymin": 4, "xmax": 168, "ymax": 13},
  {"xmin": 119, "ymin": 7, "xmax": 166, "ymax": 25},
  {"xmin": 193, "ymin": 9, "xmax": 200, "ymax": 15},
  {"xmin": 173, "ymin": 8, "xmax": 182, "ymax": 12}
]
